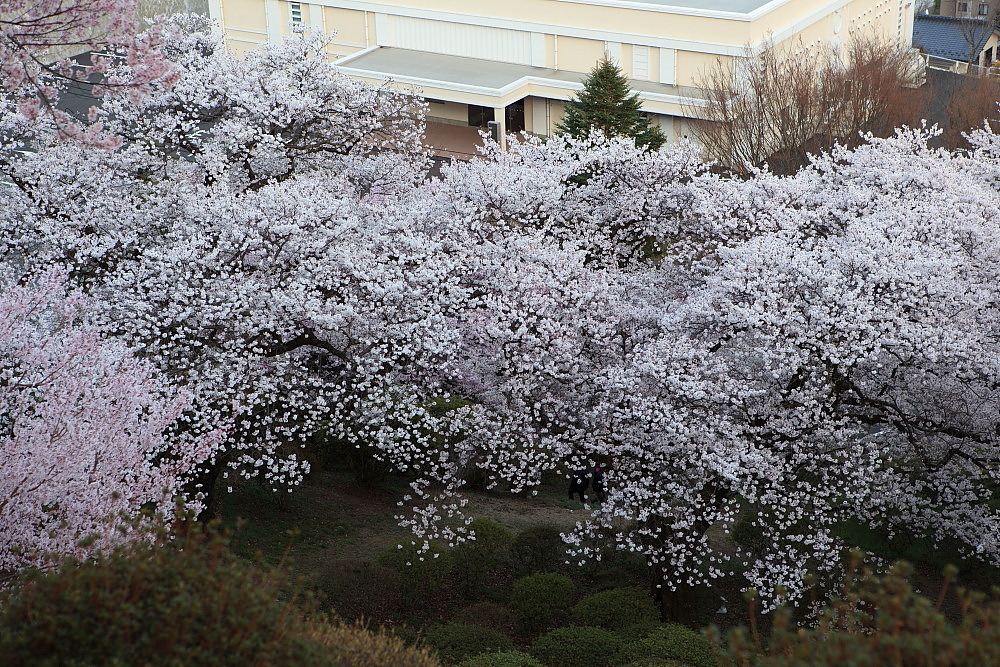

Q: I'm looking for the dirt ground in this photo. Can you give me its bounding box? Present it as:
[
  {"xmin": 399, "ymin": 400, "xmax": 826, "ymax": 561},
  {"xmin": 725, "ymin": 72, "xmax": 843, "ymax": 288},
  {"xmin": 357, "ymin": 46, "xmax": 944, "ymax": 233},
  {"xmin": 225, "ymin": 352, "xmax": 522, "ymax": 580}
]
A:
[{"xmin": 216, "ymin": 470, "xmax": 589, "ymax": 581}]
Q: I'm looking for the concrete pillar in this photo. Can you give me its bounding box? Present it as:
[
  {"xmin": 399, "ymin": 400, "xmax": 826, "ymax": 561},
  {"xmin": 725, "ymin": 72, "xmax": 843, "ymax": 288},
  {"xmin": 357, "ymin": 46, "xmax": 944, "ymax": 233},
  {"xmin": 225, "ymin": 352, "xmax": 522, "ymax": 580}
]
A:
[
  {"xmin": 493, "ymin": 107, "xmax": 507, "ymax": 150},
  {"xmin": 530, "ymin": 97, "xmax": 549, "ymax": 136},
  {"xmin": 208, "ymin": 0, "xmax": 224, "ymax": 24}
]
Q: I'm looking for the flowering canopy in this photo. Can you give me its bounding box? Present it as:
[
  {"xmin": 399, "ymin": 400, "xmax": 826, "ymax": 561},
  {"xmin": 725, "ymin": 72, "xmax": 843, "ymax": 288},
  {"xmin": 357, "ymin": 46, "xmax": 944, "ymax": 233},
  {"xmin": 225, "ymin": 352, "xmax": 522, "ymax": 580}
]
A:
[
  {"xmin": 0, "ymin": 0, "xmax": 178, "ymax": 144},
  {"xmin": 0, "ymin": 19, "xmax": 996, "ymax": 602}
]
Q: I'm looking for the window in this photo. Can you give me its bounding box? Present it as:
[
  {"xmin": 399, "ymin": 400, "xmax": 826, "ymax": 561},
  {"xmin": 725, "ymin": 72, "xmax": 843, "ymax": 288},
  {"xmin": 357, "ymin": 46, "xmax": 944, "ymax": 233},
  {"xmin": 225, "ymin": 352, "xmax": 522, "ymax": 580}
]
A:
[
  {"xmin": 958, "ymin": 2, "xmax": 969, "ymax": 11},
  {"xmin": 980, "ymin": 3, "xmax": 990, "ymax": 15},
  {"xmin": 289, "ymin": 2, "xmax": 302, "ymax": 23}
]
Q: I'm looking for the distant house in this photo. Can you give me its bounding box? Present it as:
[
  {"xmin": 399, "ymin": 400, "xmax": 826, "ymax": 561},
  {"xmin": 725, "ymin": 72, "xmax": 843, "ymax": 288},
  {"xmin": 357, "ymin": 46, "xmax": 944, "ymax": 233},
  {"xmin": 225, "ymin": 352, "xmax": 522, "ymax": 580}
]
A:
[
  {"xmin": 938, "ymin": 0, "xmax": 998, "ymax": 19},
  {"xmin": 209, "ymin": 0, "xmax": 917, "ymax": 143},
  {"xmin": 913, "ymin": 14, "xmax": 999, "ymax": 67}
]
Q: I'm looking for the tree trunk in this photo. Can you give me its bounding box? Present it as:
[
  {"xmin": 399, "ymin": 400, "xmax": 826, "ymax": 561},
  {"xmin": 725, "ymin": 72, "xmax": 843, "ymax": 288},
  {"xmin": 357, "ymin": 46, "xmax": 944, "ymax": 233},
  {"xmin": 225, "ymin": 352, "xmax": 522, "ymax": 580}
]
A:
[
  {"xmin": 655, "ymin": 575, "xmax": 703, "ymax": 626},
  {"xmin": 185, "ymin": 458, "xmax": 224, "ymax": 521}
]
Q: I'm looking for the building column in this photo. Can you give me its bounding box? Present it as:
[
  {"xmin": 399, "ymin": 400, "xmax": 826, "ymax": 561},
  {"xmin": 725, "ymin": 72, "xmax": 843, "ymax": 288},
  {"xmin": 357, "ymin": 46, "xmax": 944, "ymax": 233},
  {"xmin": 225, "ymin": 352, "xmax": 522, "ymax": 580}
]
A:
[
  {"xmin": 529, "ymin": 97, "xmax": 548, "ymax": 136},
  {"xmin": 492, "ymin": 107, "xmax": 507, "ymax": 150},
  {"xmin": 208, "ymin": 0, "xmax": 224, "ymax": 25},
  {"xmin": 309, "ymin": 4, "xmax": 325, "ymax": 31}
]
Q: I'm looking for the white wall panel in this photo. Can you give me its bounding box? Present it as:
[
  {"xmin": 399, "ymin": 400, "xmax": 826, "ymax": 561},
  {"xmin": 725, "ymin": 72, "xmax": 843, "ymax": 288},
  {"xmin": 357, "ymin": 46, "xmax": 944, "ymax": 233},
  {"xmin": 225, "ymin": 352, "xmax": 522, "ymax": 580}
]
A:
[
  {"xmin": 309, "ymin": 4, "xmax": 325, "ymax": 29},
  {"xmin": 658, "ymin": 47, "xmax": 676, "ymax": 84},
  {"xmin": 264, "ymin": 0, "xmax": 281, "ymax": 41},
  {"xmin": 381, "ymin": 15, "xmax": 531, "ymax": 65},
  {"xmin": 633, "ymin": 45, "xmax": 650, "ymax": 80},
  {"xmin": 375, "ymin": 13, "xmax": 389, "ymax": 44},
  {"xmin": 530, "ymin": 96, "xmax": 548, "ymax": 134},
  {"xmin": 531, "ymin": 32, "xmax": 546, "ymax": 66},
  {"xmin": 605, "ymin": 41, "xmax": 622, "ymax": 64}
]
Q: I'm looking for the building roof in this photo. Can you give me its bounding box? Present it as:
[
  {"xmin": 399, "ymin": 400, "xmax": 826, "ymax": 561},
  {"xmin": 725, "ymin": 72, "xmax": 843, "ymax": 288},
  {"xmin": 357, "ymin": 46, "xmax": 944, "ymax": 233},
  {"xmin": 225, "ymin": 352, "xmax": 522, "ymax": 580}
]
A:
[
  {"xmin": 336, "ymin": 47, "xmax": 708, "ymax": 107},
  {"xmin": 913, "ymin": 14, "xmax": 996, "ymax": 62},
  {"xmin": 552, "ymin": 0, "xmax": 778, "ymax": 17}
]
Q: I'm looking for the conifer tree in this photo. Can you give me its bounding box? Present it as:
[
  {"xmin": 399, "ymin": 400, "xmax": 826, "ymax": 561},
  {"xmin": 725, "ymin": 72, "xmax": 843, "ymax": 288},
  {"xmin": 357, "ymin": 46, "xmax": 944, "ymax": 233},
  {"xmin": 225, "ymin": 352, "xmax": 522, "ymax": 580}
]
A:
[{"xmin": 557, "ymin": 58, "xmax": 666, "ymax": 149}]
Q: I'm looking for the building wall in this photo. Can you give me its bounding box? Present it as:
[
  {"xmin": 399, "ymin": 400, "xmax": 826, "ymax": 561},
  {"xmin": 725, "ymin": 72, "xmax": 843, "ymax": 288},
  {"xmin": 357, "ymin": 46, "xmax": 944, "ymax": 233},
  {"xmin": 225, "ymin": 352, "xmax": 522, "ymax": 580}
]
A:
[
  {"xmin": 215, "ymin": 0, "xmax": 914, "ymax": 64},
  {"xmin": 982, "ymin": 32, "xmax": 1000, "ymax": 64},
  {"xmin": 139, "ymin": 0, "xmax": 210, "ymax": 18},
  {"xmin": 211, "ymin": 0, "xmax": 917, "ymax": 133},
  {"xmin": 424, "ymin": 98, "xmax": 467, "ymax": 125},
  {"xmin": 941, "ymin": 0, "xmax": 999, "ymax": 18}
]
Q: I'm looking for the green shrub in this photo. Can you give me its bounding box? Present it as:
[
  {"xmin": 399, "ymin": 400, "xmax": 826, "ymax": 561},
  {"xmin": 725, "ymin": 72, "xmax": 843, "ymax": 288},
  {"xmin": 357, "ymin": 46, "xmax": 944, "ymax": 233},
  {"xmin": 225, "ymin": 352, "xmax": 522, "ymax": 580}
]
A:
[
  {"xmin": 572, "ymin": 586, "xmax": 659, "ymax": 631},
  {"xmin": 425, "ymin": 622, "xmax": 514, "ymax": 664},
  {"xmin": 453, "ymin": 518, "xmax": 514, "ymax": 594},
  {"xmin": 615, "ymin": 620, "xmax": 664, "ymax": 643},
  {"xmin": 388, "ymin": 624, "xmax": 424, "ymax": 649},
  {"xmin": 458, "ymin": 650, "xmax": 545, "ymax": 667},
  {"xmin": 530, "ymin": 626, "xmax": 623, "ymax": 667},
  {"xmin": 578, "ymin": 550, "xmax": 653, "ymax": 591},
  {"xmin": 616, "ymin": 624, "xmax": 719, "ymax": 667},
  {"xmin": 465, "ymin": 518, "xmax": 514, "ymax": 559},
  {"xmin": 511, "ymin": 525, "xmax": 567, "ymax": 574},
  {"xmin": 0, "ymin": 528, "xmax": 328, "ymax": 665},
  {"xmin": 510, "ymin": 572, "xmax": 576, "ymax": 632},
  {"xmin": 378, "ymin": 541, "xmax": 453, "ymax": 606},
  {"xmin": 453, "ymin": 601, "xmax": 517, "ymax": 634},
  {"xmin": 315, "ymin": 559, "xmax": 402, "ymax": 623}
]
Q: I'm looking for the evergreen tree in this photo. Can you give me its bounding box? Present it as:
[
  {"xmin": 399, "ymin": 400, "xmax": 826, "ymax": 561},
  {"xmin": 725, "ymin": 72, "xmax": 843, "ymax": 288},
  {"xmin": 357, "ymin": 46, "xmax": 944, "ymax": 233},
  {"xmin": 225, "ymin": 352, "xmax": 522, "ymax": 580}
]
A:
[{"xmin": 557, "ymin": 58, "xmax": 666, "ymax": 149}]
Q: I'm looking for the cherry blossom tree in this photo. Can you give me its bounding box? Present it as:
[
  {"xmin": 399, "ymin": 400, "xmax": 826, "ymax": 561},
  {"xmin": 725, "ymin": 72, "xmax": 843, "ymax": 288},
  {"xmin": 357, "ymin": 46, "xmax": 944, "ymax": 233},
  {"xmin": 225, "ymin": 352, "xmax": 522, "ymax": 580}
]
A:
[
  {"xmin": 0, "ymin": 0, "xmax": 177, "ymax": 143},
  {"xmin": 1, "ymin": 23, "xmax": 447, "ymax": 516},
  {"xmin": 432, "ymin": 129, "xmax": 999, "ymax": 610},
  {"xmin": 98, "ymin": 16, "xmax": 428, "ymax": 193},
  {"xmin": 1, "ymin": 12, "xmax": 995, "ymax": 613},
  {"xmin": 0, "ymin": 272, "xmax": 220, "ymax": 572},
  {"xmin": 582, "ymin": 131, "xmax": 996, "ymax": 609}
]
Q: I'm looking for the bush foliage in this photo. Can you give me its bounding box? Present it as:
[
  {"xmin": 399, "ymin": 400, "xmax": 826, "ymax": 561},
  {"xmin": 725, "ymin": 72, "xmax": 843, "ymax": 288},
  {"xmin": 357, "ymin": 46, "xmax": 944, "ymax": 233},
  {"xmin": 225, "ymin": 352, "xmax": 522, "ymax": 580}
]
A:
[
  {"xmin": 510, "ymin": 572, "xmax": 577, "ymax": 632},
  {"xmin": 0, "ymin": 527, "xmax": 437, "ymax": 666},
  {"xmin": 316, "ymin": 558, "xmax": 402, "ymax": 623},
  {"xmin": 572, "ymin": 586, "xmax": 660, "ymax": 631},
  {"xmin": 425, "ymin": 622, "xmax": 514, "ymax": 664},
  {"xmin": 458, "ymin": 650, "xmax": 545, "ymax": 667},
  {"xmin": 378, "ymin": 541, "xmax": 453, "ymax": 606},
  {"xmin": 724, "ymin": 560, "xmax": 1000, "ymax": 666},
  {"xmin": 511, "ymin": 525, "xmax": 567, "ymax": 574},
  {"xmin": 453, "ymin": 518, "xmax": 514, "ymax": 594},
  {"xmin": 530, "ymin": 625, "xmax": 623, "ymax": 667},
  {"xmin": 617, "ymin": 624, "xmax": 720, "ymax": 667},
  {"xmin": 453, "ymin": 601, "xmax": 518, "ymax": 634},
  {"xmin": 306, "ymin": 622, "xmax": 439, "ymax": 666}
]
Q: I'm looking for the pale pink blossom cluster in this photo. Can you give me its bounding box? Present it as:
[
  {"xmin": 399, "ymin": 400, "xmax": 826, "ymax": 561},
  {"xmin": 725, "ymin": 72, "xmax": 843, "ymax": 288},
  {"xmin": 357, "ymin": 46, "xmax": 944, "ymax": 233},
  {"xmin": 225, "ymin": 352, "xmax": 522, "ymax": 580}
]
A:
[
  {"xmin": 0, "ymin": 0, "xmax": 177, "ymax": 144},
  {"xmin": 0, "ymin": 272, "xmax": 221, "ymax": 571}
]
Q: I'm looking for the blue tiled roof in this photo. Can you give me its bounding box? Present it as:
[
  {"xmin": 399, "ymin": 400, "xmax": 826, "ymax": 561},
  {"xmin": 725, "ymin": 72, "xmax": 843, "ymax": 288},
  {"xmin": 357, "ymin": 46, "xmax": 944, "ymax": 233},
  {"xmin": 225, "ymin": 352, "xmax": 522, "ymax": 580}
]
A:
[{"xmin": 913, "ymin": 15, "xmax": 996, "ymax": 61}]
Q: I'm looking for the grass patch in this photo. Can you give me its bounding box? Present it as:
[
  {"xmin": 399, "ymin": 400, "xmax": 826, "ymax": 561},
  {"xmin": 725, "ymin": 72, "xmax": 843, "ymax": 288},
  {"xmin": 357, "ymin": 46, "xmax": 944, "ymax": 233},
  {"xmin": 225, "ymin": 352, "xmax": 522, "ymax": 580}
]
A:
[
  {"xmin": 218, "ymin": 478, "xmax": 351, "ymax": 562},
  {"xmin": 833, "ymin": 520, "xmax": 1000, "ymax": 592}
]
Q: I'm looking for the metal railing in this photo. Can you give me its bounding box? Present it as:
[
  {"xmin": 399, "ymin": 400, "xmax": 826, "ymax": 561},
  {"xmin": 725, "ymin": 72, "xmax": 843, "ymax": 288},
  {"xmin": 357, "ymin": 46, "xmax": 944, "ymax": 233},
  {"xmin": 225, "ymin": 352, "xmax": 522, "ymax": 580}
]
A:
[{"xmin": 923, "ymin": 53, "xmax": 1000, "ymax": 77}]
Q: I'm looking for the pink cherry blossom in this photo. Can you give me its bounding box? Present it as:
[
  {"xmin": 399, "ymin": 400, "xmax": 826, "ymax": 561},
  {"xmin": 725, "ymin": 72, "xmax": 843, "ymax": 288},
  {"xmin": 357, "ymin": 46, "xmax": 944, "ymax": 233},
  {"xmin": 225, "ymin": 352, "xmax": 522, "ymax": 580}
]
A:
[{"xmin": 0, "ymin": 272, "xmax": 221, "ymax": 571}]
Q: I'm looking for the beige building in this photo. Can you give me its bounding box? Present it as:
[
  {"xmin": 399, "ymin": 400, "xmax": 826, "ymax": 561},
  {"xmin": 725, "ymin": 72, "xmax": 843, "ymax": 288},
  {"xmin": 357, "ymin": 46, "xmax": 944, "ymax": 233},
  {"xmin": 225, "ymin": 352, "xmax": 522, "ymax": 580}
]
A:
[
  {"xmin": 209, "ymin": 0, "xmax": 916, "ymax": 143},
  {"xmin": 939, "ymin": 1, "xmax": 998, "ymax": 18}
]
